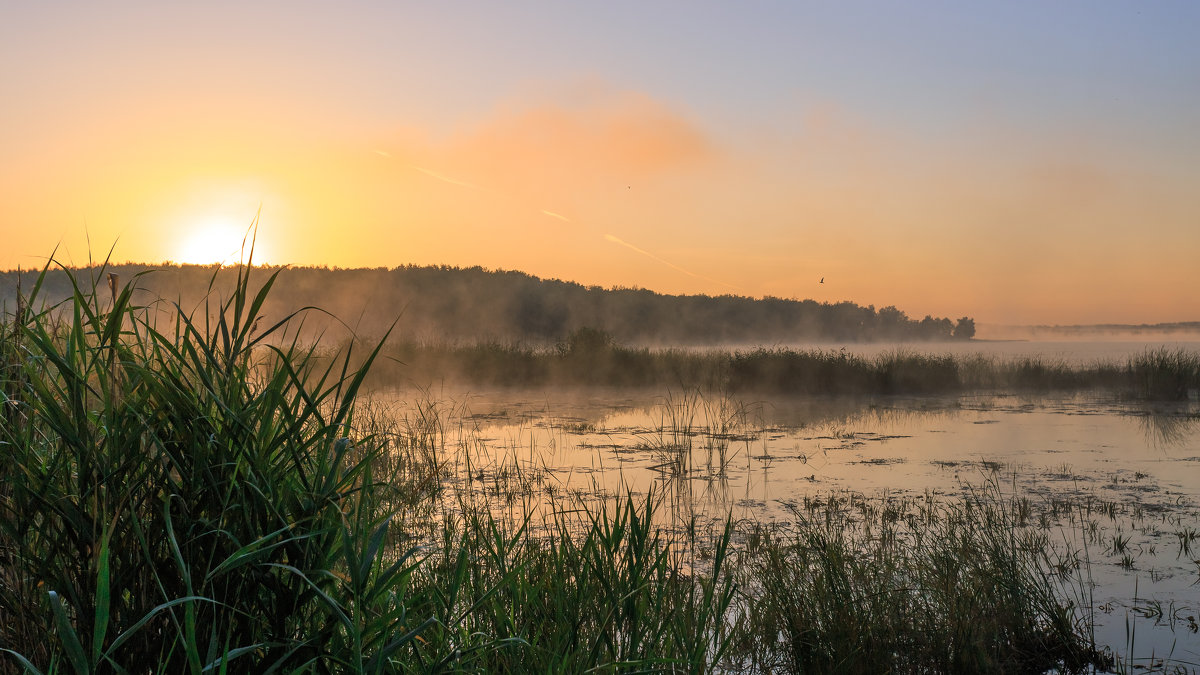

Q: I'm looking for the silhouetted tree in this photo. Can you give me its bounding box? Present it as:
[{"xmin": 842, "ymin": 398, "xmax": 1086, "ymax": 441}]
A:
[
  {"xmin": 953, "ymin": 317, "xmax": 976, "ymax": 340},
  {"xmin": 512, "ymin": 284, "xmax": 568, "ymax": 339}
]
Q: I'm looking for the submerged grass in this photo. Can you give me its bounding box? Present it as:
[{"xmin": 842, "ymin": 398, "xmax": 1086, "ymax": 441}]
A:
[{"xmin": 0, "ymin": 261, "xmax": 1136, "ymax": 672}]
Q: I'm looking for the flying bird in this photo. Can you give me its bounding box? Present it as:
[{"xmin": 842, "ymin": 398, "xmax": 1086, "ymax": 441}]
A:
[{"xmin": 820, "ymin": 277, "xmax": 824, "ymax": 284}]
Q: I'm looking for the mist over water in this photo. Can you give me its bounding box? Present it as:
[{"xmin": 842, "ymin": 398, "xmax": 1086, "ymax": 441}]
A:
[{"xmin": 6, "ymin": 260, "xmax": 1200, "ymax": 666}]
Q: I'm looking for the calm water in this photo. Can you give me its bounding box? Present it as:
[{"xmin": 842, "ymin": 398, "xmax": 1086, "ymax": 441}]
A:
[{"xmin": 378, "ymin": 377, "xmax": 1200, "ymax": 666}]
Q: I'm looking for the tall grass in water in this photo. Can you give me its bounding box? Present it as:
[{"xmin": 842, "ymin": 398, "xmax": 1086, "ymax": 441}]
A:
[
  {"xmin": 359, "ymin": 326, "xmax": 1200, "ymax": 400},
  {"xmin": 732, "ymin": 485, "xmax": 1110, "ymax": 674},
  {"xmin": 0, "ymin": 259, "xmax": 1138, "ymax": 673},
  {"xmin": 0, "ymin": 262, "xmax": 738, "ymax": 673},
  {"xmin": 411, "ymin": 493, "xmax": 737, "ymax": 673},
  {"xmin": 1128, "ymin": 348, "xmax": 1200, "ymax": 400},
  {"xmin": 0, "ymin": 261, "xmax": 443, "ymax": 672}
]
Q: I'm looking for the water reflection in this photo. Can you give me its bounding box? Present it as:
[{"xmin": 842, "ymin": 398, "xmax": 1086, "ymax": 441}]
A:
[{"xmin": 1133, "ymin": 405, "xmax": 1200, "ymax": 448}]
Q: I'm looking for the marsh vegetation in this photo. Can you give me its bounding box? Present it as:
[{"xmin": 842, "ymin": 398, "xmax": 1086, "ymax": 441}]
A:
[
  {"xmin": 2, "ymin": 264, "xmax": 1197, "ymax": 673},
  {"xmin": 359, "ymin": 331, "xmax": 1200, "ymax": 401}
]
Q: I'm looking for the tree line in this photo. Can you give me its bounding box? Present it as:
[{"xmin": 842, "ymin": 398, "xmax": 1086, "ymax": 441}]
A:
[{"xmin": 0, "ymin": 263, "xmax": 975, "ymax": 344}]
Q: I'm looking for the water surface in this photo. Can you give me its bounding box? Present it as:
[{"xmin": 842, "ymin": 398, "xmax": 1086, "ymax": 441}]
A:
[{"xmin": 380, "ymin": 386, "xmax": 1200, "ymax": 667}]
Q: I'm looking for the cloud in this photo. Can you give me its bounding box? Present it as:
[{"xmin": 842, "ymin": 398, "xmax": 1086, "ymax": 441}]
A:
[{"xmin": 420, "ymin": 91, "xmax": 716, "ymax": 195}]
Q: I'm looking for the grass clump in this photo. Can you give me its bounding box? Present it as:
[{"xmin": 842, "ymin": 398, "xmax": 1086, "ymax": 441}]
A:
[
  {"xmin": 411, "ymin": 494, "xmax": 737, "ymax": 673},
  {"xmin": 0, "ymin": 260, "xmax": 447, "ymax": 672},
  {"xmin": 731, "ymin": 486, "xmax": 1111, "ymax": 674},
  {"xmin": 1128, "ymin": 348, "xmax": 1200, "ymax": 400}
]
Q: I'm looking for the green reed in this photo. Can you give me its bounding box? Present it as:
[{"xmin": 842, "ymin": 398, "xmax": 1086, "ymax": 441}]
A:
[
  {"xmin": 0, "ymin": 260, "xmax": 444, "ymax": 672},
  {"xmin": 0, "ymin": 259, "xmax": 1160, "ymax": 673},
  {"xmin": 730, "ymin": 486, "xmax": 1111, "ymax": 674},
  {"xmin": 356, "ymin": 335, "xmax": 1200, "ymax": 401},
  {"xmin": 0, "ymin": 261, "xmax": 741, "ymax": 674}
]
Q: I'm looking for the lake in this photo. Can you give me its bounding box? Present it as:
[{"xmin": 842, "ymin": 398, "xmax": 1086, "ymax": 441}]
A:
[{"xmin": 378, "ymin": 380, "xmax": 1200, "ymax": 668}]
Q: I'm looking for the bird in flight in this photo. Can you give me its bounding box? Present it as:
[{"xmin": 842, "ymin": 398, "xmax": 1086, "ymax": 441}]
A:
[{"xmin": 820, "ymin": 277, "xmax": 824, "ymax": 284}]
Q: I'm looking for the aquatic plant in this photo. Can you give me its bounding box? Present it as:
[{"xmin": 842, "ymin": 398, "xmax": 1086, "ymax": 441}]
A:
[
  {"xmin": 1128, "ymin": 348, "xmax": 1200, "ymax": 401},
  {"xmin": 732, "ymin": 486, "xmax": 1111, "ymax": 674},
  {"xmin": 357, "ymin": 338, "xmax": 1200, "ymax": 401}
]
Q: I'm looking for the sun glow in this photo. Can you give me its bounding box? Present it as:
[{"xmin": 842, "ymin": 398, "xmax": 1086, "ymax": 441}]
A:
[{"xmin": 174, "ymin": 218, "xmax": 265, "ymax": 265}]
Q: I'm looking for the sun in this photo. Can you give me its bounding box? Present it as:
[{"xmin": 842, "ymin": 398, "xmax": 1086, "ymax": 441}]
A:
[{"xmin": 174, "ymin": 217, "xmax": 267, "ymax": 265}]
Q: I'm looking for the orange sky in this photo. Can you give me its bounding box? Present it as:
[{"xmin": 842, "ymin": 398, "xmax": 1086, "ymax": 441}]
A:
[{"xmin": 2, "ymin": 3, "xmax": 1198, "ymax": 325}]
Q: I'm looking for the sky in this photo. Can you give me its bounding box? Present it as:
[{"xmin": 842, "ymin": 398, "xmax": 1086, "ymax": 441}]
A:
[{"xmin": 2, "ymin": 1, "xmax": 1198, "ymax": 325}]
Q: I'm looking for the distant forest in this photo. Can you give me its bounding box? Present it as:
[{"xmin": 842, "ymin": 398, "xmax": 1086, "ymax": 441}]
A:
[{"xmin": 0, "ymin": 263, "xmax": 976, "ymax": 345}]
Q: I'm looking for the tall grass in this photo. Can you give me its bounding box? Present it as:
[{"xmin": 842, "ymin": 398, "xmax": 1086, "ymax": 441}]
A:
[
  {"xmin": 732, "ymin": 486, "xmax": 1110, "ymax": 674},
  {"xmin": 407, "ymin": 494, "xmax": 737, "ymax": 673},
  {"xmin": 0, "ymin": 261, "xmax": 1137, "ymax": 673},
  {"xmin": 0, "ymin": 261, "xmax": 741, "ymax": 673},
  {"xmin": 355, "ymin": 335, "xmax": 1200, "ymax": 401},
  {"xmin": 0, "ymin": 260, "xmax": 443, "ymax": 672},
  {"xmin": 1128, "ymin": 348, "xmax": 1200, "ymax": 400}
]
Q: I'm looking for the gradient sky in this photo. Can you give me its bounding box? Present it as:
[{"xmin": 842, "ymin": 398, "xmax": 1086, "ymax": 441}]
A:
[{"xmin": 2, "ymin": 1, "xmax": 1198, "ymax": 325}]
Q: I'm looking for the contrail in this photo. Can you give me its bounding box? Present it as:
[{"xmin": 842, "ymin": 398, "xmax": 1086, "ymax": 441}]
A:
[
  {"xmin": 603, "ymin": 234, "xmax": 742, "ymax": 291},
  {"xmin": 399, "ymin": 163, "xmax": 743, "ymax": 293},
  {"xmin": 411, "ymin": 165, "xmax": 478, "ymax": 189},
  {"xmin": 374, "ymin": 149, "xmax": 392, "ymax": 158}
]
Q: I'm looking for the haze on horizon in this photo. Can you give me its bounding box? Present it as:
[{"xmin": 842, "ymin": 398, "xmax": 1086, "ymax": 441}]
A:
[{"xmin": 2, "ymin": 2, "xmax": 1197, "ymax": 326}]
